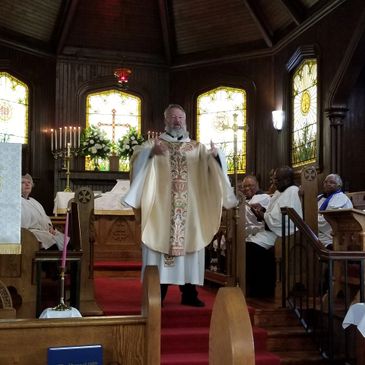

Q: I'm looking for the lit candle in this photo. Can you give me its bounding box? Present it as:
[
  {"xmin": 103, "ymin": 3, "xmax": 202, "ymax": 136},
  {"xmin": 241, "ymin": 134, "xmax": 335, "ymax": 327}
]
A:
[
  {"xmin": 55, "ymin": 129, "xmax": 58, "ymax": 150},
  {"xmin": 51, "ymin": 129, "xmax": 54, "ymax": 151},
  {"xmin": 78, "ymin": 127, "xmax": 81, "ymax": 148},
  {"xmin": 69, "ymin": 126, "xmax": 72, "ymax": 148},
  {"xmin": 61, "ymin": 211, "xmax": 70, "ymax": 269},
  {"xmin": 59, "ymin": 127, "xmax": 62, "ymax": 150}
]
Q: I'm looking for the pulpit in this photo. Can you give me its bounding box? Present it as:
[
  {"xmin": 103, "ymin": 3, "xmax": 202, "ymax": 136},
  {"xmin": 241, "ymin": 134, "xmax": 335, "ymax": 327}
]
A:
[
  {"xmin": 321, "ymin": 208, "xmax": 365, "ymax": 301},
  {"xmin": 320, "ymin": 209, "xmax": 365, "ymax": 251}
]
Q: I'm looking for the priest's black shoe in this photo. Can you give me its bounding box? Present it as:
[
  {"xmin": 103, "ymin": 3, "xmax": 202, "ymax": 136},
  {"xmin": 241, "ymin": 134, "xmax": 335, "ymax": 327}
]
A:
[{"xmin": 181, "ymin": 296, "xmax": 205, "ymax": 307}]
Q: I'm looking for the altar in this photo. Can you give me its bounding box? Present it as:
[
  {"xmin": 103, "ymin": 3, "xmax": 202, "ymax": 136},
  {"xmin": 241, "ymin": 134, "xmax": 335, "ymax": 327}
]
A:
[{"xmin": 53, "ymin": 180, "xmax": 141, "ymax": 262}]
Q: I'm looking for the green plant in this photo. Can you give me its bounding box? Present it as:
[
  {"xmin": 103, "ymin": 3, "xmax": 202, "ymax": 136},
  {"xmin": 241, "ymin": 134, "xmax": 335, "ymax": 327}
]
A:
[{"xmin": 117, "ymin": 127, "xmax": 144, "ymax": 159}]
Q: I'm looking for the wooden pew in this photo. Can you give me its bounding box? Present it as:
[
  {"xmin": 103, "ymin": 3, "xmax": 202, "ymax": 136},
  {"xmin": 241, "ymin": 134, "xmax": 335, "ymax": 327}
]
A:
[
  {"xmin": 209, "ymin": 286, "xmax": 255, "ymax": 365},
  {"xmin": 0, "ymin": 228, "xmax": 39, "ymax": 318},
  {"xmin": 0, "ymin": 265, "xmax": 160, "ymax": 365},
  {"xmin": 0, "ymin": 279, "xmax": 16, "ymax": 319}
]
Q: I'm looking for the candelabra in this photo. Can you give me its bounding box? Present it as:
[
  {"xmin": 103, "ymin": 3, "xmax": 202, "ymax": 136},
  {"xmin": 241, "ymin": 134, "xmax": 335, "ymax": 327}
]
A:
[{"xmin": 50, "ymin": 126, "xmax": 81, "ymax": 192}]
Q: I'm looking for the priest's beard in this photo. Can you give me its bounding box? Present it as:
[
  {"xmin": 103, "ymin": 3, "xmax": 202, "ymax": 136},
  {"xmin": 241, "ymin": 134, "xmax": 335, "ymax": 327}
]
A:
[{"xmin": 165, "ymin": 126, "xmax": 189, "ymax": 139}]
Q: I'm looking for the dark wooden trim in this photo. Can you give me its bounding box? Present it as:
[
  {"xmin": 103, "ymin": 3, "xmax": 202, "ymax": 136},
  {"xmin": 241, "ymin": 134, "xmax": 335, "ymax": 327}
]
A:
[
  {"xmin": 278, "ymin": 0, "xmax": 305, "ymax": 25},
  {"xmin": 242, "ymin": 0, "xmax": 273, "ymax": 48},
  {"xmin": 158, "ymin": 0, "xmax": 174, "ymax": 65}
]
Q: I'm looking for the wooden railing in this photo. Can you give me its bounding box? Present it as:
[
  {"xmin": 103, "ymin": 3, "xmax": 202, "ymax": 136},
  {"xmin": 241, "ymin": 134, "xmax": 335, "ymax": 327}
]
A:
[{"xmin": 280, "ymin": 207, "xmax": 365, "ymax": 363}]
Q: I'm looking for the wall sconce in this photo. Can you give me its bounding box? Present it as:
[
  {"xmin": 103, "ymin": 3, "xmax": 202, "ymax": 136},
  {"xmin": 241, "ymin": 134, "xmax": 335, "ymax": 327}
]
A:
[
  {"xmin": 114, "ymin": 67, "xmax": 132, "ymax": 89},
  {"xmin": 272, "ymin": 110, "xmax": 284, "ymax": 131}
]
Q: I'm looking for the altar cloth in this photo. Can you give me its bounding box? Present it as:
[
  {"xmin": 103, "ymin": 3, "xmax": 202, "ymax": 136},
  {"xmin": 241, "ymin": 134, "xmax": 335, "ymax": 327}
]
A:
[{"xmin": 39, "ymin": 307, "xmax": 82, "ymax": 318}]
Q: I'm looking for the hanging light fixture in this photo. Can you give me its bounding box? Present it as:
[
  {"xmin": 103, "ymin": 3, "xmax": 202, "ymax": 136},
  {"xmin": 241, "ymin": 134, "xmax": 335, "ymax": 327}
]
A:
[{"xmin": 114, "ymin": 67, "xmax": 132, "ymax": 89}]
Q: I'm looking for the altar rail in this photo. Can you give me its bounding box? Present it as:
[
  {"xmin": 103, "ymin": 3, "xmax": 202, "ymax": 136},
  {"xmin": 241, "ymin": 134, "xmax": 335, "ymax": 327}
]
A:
[{"xmin": 0, "ymin": 265, "xmax": 160, "ymax": 365}]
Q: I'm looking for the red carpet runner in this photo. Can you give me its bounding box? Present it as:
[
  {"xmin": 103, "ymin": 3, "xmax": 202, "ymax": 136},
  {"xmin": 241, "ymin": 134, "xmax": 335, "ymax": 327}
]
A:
[{"xmin": 94, "ymin": 277, "xmax": 281, "ymax": 365}]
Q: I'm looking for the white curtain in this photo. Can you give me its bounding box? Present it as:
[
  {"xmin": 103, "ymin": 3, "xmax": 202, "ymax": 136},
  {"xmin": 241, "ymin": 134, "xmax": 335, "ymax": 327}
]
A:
[{"xmin": 0, "ymin": 143, "xmax": 21, "ymax": 254}]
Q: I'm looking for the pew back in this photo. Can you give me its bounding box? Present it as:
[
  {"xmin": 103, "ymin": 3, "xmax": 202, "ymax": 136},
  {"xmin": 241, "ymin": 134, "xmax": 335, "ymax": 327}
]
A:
[{"xmin": 0, "ymin": 265, "xmax": 160, "ymax": 365}]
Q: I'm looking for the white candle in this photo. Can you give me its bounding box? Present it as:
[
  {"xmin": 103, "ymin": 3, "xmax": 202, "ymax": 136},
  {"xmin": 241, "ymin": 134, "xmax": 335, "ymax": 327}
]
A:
[
  {"xmin": 69, "ymin": 126, "xmax": 72, "ymax": 148},
  {"xmin": 55, "ymin": 129, "xmax": 58, "ymax": 150},
  {"xmin": 59, "ymin": 128, "xmax": 62, "ymax": 150},
  {"xmin": 64, "ymin": 126, "xmax": 67, "ymax": 148},
  {"xmin": 51, "ymin": 129, "xmax": 54, "ymax": 151},
  {"xmin": 78, "ymin": 127, "xmax": 81, "ymax": 148},
  {"xmin": 73, "ymin": 127, "xmax": 76, "ymax": 148}
]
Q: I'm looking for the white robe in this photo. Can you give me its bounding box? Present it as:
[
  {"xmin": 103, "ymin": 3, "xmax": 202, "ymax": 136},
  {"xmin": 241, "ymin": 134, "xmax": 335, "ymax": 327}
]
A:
[
  {"xmin": 245, "ymin": 193, "xmax": 271, "ymax": 239},
  {"xmin": 318, "ymin": 192, "xmax": 353, "ymax": 247},
  {"xmin": 21, "ymin": 197, "xmax": 64, "ymax": 250},
  {"xmin": 123, "ymin": 133, "xmax": 237, "ymax": 285},
  {"xmin": 249, "ymin": 185, "xmax": 303, "ymax": 249}
]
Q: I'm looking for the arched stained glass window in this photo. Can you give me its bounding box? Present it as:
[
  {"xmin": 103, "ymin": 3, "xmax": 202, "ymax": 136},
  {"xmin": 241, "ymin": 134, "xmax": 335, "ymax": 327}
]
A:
[
  {"xmin": 291, "ymin": 59, "xmax": 317, "ymax": 168},
  {"xmin": 85, "ymin": 89, "xmax": 141, "ymax": 171},
  {"xmin": 197, "ymin": 86, "xmax": 247, "ymax": 173},
  {"xmin": 0, "ymin": 72, "xmax": 28, "ymax": 144}
]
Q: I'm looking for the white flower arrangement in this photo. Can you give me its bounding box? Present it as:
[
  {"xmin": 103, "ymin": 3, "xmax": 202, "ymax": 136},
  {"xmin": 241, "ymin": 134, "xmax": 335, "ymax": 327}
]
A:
[
  {"xmin": 117, "ymin": 127, "xmax": 144, "ymax": 159},
  {"xmin": 80, "ymin": 125, "xmax": 112, "ymax": 159}
]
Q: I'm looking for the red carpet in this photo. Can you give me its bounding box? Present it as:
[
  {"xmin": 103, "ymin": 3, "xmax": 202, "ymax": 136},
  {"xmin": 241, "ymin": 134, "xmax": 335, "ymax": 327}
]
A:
[{"xmin": 94, "ymin": 277, "xmax": 281, "ymax": 365}]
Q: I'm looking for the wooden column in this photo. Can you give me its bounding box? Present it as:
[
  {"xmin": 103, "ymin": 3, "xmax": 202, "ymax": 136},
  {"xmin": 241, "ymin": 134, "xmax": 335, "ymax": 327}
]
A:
[{"xmin": 325, "ymin": 107, "xmax": 348, "ymax": 175}]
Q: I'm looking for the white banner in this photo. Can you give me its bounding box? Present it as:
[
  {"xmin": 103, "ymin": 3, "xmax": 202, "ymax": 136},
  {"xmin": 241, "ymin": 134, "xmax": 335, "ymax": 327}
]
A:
[{"xmin": 0, "ymin": 143, "xmax": 21, "ymax": 254}]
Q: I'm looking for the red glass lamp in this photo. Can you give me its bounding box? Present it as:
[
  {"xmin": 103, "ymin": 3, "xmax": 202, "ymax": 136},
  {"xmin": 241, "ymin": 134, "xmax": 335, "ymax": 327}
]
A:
[{"xmin": 114, "ymin": 68, "xmax": 132, "ymax": 88}]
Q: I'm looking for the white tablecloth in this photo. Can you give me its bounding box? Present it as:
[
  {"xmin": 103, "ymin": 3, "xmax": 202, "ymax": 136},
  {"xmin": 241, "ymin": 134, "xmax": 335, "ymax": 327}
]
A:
[
  {"xmin": 342, "ymin": 303, "xmax": 365, "ymax": 337},
  {"xmin": 53, "ymin": 179, "xmax": 132, "ymax": 215},
  {"xmin": 39, "ymin": 307, "xmax": 82, "ymax": 318}
]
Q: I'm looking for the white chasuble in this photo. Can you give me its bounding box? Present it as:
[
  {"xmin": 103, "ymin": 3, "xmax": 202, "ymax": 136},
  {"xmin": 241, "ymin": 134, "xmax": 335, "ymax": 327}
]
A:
[
  {"xmin": 0, "ymin": 143, "xmax": 21, "ymax": 254},
  {"xmin": 124, "ymin": 134, "xmax": 237, "ymax": 285}
]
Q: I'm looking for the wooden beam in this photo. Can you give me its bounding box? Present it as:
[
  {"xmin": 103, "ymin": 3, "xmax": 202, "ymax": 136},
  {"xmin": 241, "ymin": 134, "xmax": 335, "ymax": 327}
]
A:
[
  {"xmin": 54, "ymin": 0, "xmax": 80, "ymax": 55},
  {"xmin": 242, "ymin": 0, "xmax": 273, "ymax": 48},
  {"xmin": 278, "ymin": 0, "xmax": 305, "ymax": 25},
  {"xmin": 158, "ymin": 0, "xmax": 174, "ymax": 65}
]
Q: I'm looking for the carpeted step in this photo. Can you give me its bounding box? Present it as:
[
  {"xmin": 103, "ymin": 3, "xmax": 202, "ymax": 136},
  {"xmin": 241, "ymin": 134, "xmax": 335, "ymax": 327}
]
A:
[
  {"xmin": 162, "ymin": 306, "xmax": 212, "ymax": 328},
  {"xmin": 161, "ymin": 327, "xmax": 209, "ymax": 353},
  {"xmin": 161, "ymin": 350, "xmax": 281, "ymax": 365},
  {"xmin": 94, "ymin": 261, "xmax": 142, "ymax": 277}
]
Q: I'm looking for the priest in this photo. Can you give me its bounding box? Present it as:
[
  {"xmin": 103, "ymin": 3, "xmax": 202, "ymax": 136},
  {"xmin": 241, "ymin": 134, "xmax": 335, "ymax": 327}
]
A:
[{"xmin": 124, "ymin": 104, "xmax": 237, "ymax": 307}]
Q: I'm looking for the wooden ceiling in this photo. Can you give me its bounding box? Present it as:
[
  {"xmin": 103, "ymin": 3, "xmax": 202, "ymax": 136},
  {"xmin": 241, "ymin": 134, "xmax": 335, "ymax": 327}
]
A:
[{"xmin": 0, "ymin": 0, "xmax": 344, "ymax": 67}]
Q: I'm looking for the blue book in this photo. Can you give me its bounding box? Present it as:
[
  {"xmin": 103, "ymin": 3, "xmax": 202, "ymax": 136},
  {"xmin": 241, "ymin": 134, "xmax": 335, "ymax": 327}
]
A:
[{"xmin": 48, "ymin": 344, "xmax": 103, "ymax": 365}]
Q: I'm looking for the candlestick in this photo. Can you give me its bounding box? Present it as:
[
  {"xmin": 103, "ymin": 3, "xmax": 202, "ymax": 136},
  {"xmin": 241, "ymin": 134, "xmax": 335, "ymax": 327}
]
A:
[
  {"xmin": 55, "ymin": 129, "xmax": 58, "ymax": 150},
  {"xmin": 51, "ymin": 129, "xmax": 54, "ymax": 151},
  {"xmin": 67, "ymin": 142, "xmax": 71, "ymax": 158},
  {"xmin": 59, "ymin": 127, "xmax": 62, "ymax": 150}
]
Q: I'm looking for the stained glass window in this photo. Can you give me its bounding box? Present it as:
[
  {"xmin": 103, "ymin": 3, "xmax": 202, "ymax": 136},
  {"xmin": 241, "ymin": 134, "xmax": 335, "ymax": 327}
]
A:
[
  {"xmin": 291, "ymin": 59, "xmax": 317, "ymax": 168},
  {"xmin": 0, "ymin": 72, "xmax": 28, "ymax": 143},
  {"xmin": 197, "ymin": 86, "xmax": 246, "ymax": 173},
  {"xmin": 85, "ymin": 89, "xmax": 141, "ymax": 171}
]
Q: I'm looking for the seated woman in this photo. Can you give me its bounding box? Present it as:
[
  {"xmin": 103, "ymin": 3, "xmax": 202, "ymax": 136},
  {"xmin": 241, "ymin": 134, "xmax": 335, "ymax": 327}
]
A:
[{"xmin": 21, "ymin": 174, "xmax": 64, "ymax": 250}]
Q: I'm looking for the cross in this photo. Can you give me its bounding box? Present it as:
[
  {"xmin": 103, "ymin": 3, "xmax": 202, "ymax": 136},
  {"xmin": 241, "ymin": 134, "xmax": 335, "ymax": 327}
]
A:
[{"xmin": 97, "ymin": 109, "xmax": 131, "ymax": 144}]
